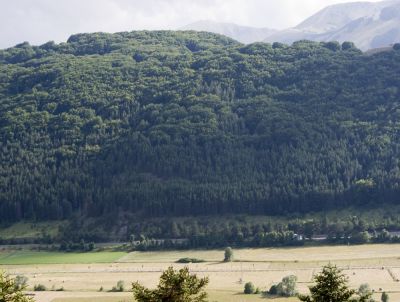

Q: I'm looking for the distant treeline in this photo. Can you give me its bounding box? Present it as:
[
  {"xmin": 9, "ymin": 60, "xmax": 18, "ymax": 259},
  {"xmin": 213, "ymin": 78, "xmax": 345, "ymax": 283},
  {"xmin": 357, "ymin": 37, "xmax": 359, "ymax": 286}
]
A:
[
  {"xmin": 1, "ymin": 31, "xmax": 400, "ymax": 223},
  {"xmin": 2, "ymin": 228, "xmax": 398, "ymax": 250},
  {"xmin": 2, "ymin": 208, "xmax": 400, "ymax": 250}
]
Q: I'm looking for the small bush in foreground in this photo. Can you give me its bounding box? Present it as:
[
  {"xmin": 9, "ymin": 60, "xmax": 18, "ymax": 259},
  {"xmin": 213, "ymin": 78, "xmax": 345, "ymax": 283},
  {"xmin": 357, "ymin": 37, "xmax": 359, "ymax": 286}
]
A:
[
  {"xmin": 14, "ymin": 275, "xmax": 28, "ymax": 290},
  {"xmin": 34, "ymin": 284, "xmax": 46, "ymax": 291},
  {"xmin": 358, "ymin": 283, "xmax": 372, "ymax": 298},
  {"xmin": 277, "ymin": 275, "xmax": 298, "ymax": 297},
  {"xmin": 110, "ymin": 280, "xmax": 124, "ymax": 292},
  {"xmin": 176, "ymin": 257, "xmax": 205, "ymax": 263},
  {"xmin": 268, "ymin": 275, "xmax": 297, "ymax": 297},
  {"xmin": 244, "ymin": 282, "xmax": 255, "ymax": 294}
]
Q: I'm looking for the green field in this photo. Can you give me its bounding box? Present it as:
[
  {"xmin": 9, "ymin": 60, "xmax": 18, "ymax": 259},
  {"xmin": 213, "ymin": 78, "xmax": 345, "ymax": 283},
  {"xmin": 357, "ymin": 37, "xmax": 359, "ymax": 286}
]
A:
[{"xmin": 0, "ymin": 251, "xmax": 126, "ymax": 265}]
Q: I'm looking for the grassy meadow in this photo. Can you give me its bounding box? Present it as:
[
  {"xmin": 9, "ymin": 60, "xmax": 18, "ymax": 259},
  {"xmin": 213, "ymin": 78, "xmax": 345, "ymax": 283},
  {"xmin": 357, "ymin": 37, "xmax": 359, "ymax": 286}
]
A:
[{"xmin": 0, "ymin": 251, "xmax": 126, "ymax": 265}]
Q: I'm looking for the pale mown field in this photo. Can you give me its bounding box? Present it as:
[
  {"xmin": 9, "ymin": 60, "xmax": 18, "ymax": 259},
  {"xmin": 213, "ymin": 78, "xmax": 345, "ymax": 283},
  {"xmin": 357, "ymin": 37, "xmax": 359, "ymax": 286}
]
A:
[{"xmin": 1, "ymin": 244, "xmax": 400, "ymax": 302}]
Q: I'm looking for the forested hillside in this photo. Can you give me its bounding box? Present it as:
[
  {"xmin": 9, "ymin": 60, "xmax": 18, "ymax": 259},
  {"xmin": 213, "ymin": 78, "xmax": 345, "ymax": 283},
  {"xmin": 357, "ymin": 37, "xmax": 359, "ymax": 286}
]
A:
[{"xmin": 1, "ymin": 31, "xmax": 400, "ymax": 225}]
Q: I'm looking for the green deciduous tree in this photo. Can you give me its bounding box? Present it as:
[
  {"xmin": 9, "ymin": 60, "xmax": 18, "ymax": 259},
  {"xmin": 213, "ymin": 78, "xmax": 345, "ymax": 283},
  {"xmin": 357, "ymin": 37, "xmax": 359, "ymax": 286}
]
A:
[
  {"xmin": 224, "ymin": 247, "xmax": 233, "ymax": 262},
  {"xmin": 244, "ymin": 282, "xmax": 255, "ymax": 294},
  {"xmin": 110, "ymin": 280, "xmax": 124, "ymax": 292},
  {"xmin": 358, "ymin": 283, "xmax": 374, "ymax": 302},
  {"xmin": 132, "ymin": 266, "xmax": 209, "ymax": 302},
  {"xmin": 14, "ymin": 275, "xmax": 28, "ymax": 290},
  {"xmin": 276, "ymin": 275, "xmax": 297, "ymax": 297}
]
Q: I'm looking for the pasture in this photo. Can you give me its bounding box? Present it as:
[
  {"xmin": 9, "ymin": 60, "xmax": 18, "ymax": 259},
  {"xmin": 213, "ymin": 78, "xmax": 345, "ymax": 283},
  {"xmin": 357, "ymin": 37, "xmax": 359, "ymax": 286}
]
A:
[
  {"xmin": 0, "ymin": 251, "xmax": 126, "ymax": 265},
  {"xmin": 1, "ymin": 244, "xmax": 400, "ymax": 302}
]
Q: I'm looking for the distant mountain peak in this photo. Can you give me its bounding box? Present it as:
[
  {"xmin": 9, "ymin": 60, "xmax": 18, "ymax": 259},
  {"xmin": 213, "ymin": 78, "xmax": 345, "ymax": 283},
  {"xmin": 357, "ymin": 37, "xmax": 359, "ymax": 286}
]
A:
[
  {"xmin": 265, "ymin": 0, "xmax": 400, "ymax": 50},
  {"xmin": 295, "ymin": 1, "xmax": 379, "ymax": 33},
  {"xmin": 181, "ymin": 1, "xmax": 400, "ymax": 50}
]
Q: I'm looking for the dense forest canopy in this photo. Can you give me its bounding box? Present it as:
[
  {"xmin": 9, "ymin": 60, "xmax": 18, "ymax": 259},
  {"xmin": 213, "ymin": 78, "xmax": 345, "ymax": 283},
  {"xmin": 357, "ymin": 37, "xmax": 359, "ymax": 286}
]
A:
[{"xmin": 1, "ymin": 31, "xmax": 400, "ymax": 224}]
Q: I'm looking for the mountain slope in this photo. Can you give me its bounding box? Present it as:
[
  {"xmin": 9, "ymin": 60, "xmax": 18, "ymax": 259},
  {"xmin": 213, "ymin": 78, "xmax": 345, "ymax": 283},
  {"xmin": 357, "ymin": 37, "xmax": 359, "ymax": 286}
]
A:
[
  {"xmin": 265, "ymin": 0, "xmax": 400, "ymax": 50},
  {"xmin": 1, "ymin": 31, "xmax": 400, "ymax": 225},
  {"xmin": 180, "ymin": 20, "xmax": 276, "ymax": 44},
  {"xmin": 296, "ymin": 1, "xmax": 383, "ymax": 33}
]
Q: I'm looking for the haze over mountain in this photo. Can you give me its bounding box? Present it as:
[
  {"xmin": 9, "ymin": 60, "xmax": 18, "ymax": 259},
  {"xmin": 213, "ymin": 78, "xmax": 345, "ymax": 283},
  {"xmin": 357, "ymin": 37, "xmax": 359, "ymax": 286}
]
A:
[
  {"xmin": 183, "ymin": 0, "xmax": 400, "ymax": 50},
  {"xmin": 265, "ymin": 0, "xmax": 400, "ymax": 50},
  {"xmin": 180, "ymin": 20, "xmax": 277, "ymax": 44},
  {"xmin": 3, "ymin": 0, "xmax": 382, "ymax": 49}
]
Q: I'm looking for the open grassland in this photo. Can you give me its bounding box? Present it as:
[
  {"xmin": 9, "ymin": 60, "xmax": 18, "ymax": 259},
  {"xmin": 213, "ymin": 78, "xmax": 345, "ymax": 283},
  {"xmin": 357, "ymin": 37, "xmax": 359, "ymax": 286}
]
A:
[
  {"xmin": 0, "ymin": 251, "xmax": 126, "ymax": 265},
  {"xmin": 1, "ymin": 244, "xmax": 400, "ymax": 301}
]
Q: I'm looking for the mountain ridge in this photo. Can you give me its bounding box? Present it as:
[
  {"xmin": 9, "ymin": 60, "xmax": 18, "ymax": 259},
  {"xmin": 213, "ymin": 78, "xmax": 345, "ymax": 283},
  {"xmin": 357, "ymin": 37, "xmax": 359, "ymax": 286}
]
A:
[
  {"xmin": 265, "ymin": 0, "xmax": 400, "ymax": 50},
  {"xmin": 181, "ymin": 0, "xmax": 400, "ymax": 50}
]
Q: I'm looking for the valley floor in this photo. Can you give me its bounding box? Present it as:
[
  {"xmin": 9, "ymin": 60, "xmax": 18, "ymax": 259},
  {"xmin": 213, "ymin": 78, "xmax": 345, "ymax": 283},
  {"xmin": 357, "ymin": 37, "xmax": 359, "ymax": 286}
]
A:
[{"xmin": 1, "ymin": 244, "xmax": 400, "ymax": 301}]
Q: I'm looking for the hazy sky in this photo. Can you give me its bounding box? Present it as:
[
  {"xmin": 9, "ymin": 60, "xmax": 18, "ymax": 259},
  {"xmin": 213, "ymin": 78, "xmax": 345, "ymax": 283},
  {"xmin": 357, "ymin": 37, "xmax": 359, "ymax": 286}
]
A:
[{"xmin": 1, "ymin": 0, "xmax": 384, "ymax": 49}]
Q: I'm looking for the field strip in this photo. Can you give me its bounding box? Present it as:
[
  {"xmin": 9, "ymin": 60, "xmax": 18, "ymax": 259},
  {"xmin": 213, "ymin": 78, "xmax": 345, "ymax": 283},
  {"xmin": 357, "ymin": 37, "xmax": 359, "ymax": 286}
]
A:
[
  {"xmin": 0, "ymin": 251, "xmax": 127, "ymax": 265},
  {"xmin": 7, "ymin": 266, "xmax": 400, "ymax": 275},
  {"xmin": 0, "ymin": 251, "xmax": 17, "ymax": 260},
  {"xmin": 30, "ymin": 291, "xmax": 131, "ymax": 302}
]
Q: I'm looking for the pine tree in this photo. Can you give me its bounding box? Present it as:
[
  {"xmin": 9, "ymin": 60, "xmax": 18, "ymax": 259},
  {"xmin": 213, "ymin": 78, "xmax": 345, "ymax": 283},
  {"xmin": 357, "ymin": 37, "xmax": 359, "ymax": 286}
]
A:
[{"xmin": 298, "ymin": 264, "xmax": 371, "ymax": 302}]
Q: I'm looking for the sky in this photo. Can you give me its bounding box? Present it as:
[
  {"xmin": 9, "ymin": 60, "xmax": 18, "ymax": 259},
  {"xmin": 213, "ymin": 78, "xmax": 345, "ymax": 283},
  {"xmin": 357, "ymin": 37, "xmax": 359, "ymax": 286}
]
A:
[{"xmin": 1, "ymin": 0, "xmax": 384, "ymax": 49}]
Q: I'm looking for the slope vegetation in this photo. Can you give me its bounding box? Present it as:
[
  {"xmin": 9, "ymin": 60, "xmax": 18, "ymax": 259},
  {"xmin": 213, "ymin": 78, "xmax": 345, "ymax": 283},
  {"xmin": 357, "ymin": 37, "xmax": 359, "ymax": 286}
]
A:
[{"xmin": 1, "ymin": 31, "xmax": 400, "ymax": 224}]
